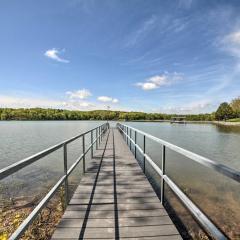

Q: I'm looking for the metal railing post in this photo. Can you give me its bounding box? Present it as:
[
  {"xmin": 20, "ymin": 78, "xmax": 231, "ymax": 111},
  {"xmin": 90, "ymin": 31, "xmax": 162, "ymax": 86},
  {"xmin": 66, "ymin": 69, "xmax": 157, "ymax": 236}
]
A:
[
  {"xmin": 134, "ymin": 131, "xmax": 137, "ymax": 158},
  {"xmin": 127, "ymin": 127, "xmax": 129, "ymax": 145},
  {"xmin": 125, "ymin": 126, "xmax": 127, "ymax": 142},
  {"xmin": 161, "ymin": 145, "xmax": 166, "ymax": 204},
  {"xmin": 91, "ymin": 130, "xmax": 93, "ymax": 158},
  {"xmin": 82, "ymin": 135, "xmax": 85, "ymax": 173},
  {"xmin": 98, "ymin": 127, "xmax": 100, "ymax": 145},
  {"xmin": 63, "ymin": 144, "xmax": 68, "ymax": 206},
  {"xmin": 130, "ymin": 129, "xmax": 132, "ymax": 150},
  {"xmin": 96, "ymin": 128, "xmax": 98, "ymax": 150},
  {"xmin": 143, "ymin": 135, "xmax": 146, "ymax": 173}
]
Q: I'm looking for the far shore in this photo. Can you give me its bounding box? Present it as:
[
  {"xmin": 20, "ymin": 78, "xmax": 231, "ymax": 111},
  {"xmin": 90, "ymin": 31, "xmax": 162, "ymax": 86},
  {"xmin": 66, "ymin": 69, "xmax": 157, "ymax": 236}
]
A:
[{"xmin": 128, "ymin": 119, "xmax": 240, "ymax": 126}]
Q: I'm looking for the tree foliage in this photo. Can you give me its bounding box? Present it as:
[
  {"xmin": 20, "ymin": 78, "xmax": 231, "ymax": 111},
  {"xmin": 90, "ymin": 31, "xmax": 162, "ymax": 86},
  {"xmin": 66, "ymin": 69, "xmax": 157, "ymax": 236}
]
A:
[
  {"xmin": 215, "ymin": 102, "xmax": 234, "ymax": 120},
  {"xmin": 230, "ymin": 97, "xmax": 240, "ymax": 117},
  {"xmin": 1, "ymin": 97, "xmax": 240, "ymax": 122},
  {"xmin": 0, "ymin": 108, "xmax": 215, "ymax": 121}
]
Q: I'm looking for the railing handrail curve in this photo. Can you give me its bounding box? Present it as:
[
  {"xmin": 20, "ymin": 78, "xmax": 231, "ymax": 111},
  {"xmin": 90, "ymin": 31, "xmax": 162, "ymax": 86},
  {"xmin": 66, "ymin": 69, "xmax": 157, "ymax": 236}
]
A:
[
  {"xmin": 0, "ymin": 123, "xmax": 107, "ymax": 181},
  {"xmin": 117, "ymin": 123, "xmax": 240, "ymax": 183},
  {"xmin": 117, "ymin": 122, "xmax": 239, "ymax": 240},
  {"xmin": 0, "ymin": 122, "xmax": 109, "ymax": 240}
]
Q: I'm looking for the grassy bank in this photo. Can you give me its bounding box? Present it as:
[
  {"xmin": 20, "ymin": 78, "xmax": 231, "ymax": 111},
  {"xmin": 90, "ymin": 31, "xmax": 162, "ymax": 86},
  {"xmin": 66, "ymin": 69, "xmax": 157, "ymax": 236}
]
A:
[
  {"xmin": 0, "ymin": 189, "xmax": 65, "ymax": 240},
  {"xmin": 227, "ymin": 118, "xmax": 240, "ymax": 122}
]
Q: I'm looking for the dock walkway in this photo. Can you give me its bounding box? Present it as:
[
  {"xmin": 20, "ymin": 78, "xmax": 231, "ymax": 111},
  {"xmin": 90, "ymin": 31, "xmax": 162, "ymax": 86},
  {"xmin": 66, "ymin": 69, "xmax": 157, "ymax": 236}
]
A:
[{"xmin": 52, "ymin": 128, "xmax": 182, "ymax": 239}]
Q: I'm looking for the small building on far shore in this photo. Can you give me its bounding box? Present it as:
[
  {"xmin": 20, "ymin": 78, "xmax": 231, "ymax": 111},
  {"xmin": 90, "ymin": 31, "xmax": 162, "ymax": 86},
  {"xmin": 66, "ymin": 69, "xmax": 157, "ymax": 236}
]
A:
[{"xmin": 170, "ymin": 116, "xmax": 186, "ymax": 124}]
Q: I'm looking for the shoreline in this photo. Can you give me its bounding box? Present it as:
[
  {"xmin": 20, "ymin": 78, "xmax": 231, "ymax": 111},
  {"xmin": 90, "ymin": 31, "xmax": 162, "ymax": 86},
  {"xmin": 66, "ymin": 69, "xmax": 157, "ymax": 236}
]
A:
[
  {"xmin": 212, "ymin": 121, "xmax": 240, "ymax": 126},
  {"xmin": 127, "ymin": 120, "xmax": 240, "ymax": 126},
  {"xmin": 0, "ymin": 119, "xmax": 240, "ymax": 126}
]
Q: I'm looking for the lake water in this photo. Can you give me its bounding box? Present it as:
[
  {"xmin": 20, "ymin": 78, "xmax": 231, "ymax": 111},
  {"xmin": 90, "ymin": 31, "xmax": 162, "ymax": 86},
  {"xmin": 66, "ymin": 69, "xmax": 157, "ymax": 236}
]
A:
[
  {"xmin": 0, "ymin": 121, "xmax": 239, "ymax": 239},
  {"xmin": 125, "ymin": 121, "xmax": 240, "ymax": 239},
  {"xmin": 0, "ymin": 121, "xmax": 106, "ymax": 206}
]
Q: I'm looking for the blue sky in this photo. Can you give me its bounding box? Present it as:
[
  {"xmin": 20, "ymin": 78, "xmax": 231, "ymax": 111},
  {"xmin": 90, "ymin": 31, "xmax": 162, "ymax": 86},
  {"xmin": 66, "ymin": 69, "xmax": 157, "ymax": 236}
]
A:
[{"xmin": 0, "ymin": 0, "xmax": 240, "ymax": 113}]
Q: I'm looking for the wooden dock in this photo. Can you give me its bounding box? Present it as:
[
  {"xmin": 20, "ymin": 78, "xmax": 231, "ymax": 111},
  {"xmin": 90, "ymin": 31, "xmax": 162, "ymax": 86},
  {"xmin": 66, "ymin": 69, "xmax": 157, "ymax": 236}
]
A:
[{"xmin": 51, "ymin": 128, "xmax": 182, "ymax": 239}]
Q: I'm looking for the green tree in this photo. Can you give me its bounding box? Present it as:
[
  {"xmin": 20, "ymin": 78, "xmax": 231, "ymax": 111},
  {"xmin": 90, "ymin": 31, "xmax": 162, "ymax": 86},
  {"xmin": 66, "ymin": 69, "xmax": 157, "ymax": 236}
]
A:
[
  {"xmin": 230, "ymin": 97, "xmax": 240, "ymax": 117},
  {"xmin": 215, "ymin": 102, "xmax": 234, "ymax": 121},
  {"xmin": 1, "ymin": 112, "xmax": 8, "ymax": 120}
]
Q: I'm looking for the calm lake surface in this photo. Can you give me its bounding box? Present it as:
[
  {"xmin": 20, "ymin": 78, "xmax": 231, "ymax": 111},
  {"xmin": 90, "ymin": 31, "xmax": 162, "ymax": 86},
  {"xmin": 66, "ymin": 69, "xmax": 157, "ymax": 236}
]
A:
[
  {"xmin": 125, "ymin": 121, "xmax": 240, "ymax": 239},
  {"xmin": 0, "ymin": 121, "xmax": 239, "ymax": 238}
]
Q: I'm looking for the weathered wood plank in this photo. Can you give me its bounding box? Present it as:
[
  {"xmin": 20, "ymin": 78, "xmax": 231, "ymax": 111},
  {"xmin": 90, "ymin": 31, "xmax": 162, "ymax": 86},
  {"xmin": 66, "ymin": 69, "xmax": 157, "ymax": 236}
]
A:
[
  {"xmin": 52, "ymin": 225, "xmax": 179, "ymax": 239},
  {"xmin": 67, "ymin": 203, "xmax": 164, "ymax": 211},
  {"xmin": 71, "ymin": 192, "xmax": 157, "ymax": 199},
  {"xmin": 51, "ymin": 128, "xmax": 182, "ymax": 240},
  {"xmin": 63, "ymin": 209, "xmax": 168, "ymax": 219},
  {"xmin": 57, "ymin": 215, "xmax": 173, "ymax": 228}
]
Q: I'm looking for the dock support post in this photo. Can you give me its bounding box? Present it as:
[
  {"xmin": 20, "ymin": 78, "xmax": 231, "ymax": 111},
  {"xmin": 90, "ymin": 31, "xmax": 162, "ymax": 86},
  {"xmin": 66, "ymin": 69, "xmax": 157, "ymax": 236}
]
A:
[
  {"xmin": 91, "ymin": 130, "xmax": 93, "ymax": 158},
  {"xmin": 63, "ymin": 144, "xmax": 68, "ymax": 207},
  {"xmin": 83, "ymin": 135, "xmax": 85, "ymax": 173},
  {"xmin": 143, "ymin": 135, "xmax": 146, "ymax": 173},
  {"xmin": 134, "ymin": 131, "xmax": 137, "ymax": 159},
  {"xmin": 161, "ymin": 145, "xmax": 166, "ymax": 204}
]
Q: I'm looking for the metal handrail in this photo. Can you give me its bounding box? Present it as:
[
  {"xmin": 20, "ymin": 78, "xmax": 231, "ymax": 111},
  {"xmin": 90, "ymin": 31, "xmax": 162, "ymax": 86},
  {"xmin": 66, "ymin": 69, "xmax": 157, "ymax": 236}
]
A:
[
  {"xmin": 117, "ymin": 123, "xmax": 239, "ymax": 240},
  {"xmin": 117, "ymin": 124, "xmax": 240, "ymax": 183},
  {"xmin": 0, "ymin": 122, "xmax": 109, "ymax": 240}
]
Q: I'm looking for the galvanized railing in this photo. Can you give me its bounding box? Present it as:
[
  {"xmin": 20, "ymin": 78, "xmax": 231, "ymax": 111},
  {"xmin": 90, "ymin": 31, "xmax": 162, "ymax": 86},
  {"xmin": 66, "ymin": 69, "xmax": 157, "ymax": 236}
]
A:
[
  {"xmin": 0, "ymin": 122, "xmax": 109, "ymax": 240},
  {"xmin": 117, "ymin": 123, "xmax": 240, "ymax": 240}
]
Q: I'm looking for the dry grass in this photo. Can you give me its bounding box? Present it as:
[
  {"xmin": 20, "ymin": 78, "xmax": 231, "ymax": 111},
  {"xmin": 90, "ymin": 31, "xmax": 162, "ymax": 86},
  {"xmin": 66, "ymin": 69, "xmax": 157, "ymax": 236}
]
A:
[{"xmin": 0, "ymin": 189, "xmax": 65, "ymax": 240}]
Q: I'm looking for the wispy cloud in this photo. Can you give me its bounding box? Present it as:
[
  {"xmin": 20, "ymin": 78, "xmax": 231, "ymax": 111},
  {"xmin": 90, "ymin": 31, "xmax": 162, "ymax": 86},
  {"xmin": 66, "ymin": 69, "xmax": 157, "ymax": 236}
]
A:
[
  {"xmin": 0, "ymin": 94, "xmax": 122, "ymax": 111},
  {"xmin": 178, "ymin": 0, "xmax": 193, "ymax": 9},
  {"xmin": 159, "ymin": 100, "xmax": 213, "ymax": 114},
  {"xmin": 63, "ymin": 100, "xmax": 95, "ymax": 109},
  {"xmin": 66, "ymin": 89, "xmax": 92, "ymax": 99},
  {"xmin": 135, "ymin": 73, "xmax": 183, "ymax": 91},
  {"xmin": 222, "ymin": 30, "xmax": 240, "ymax": 59},
  {"xmin": 125, "ymin": 15, "xmax": 157, "ymax": 48},
  {"xmin": 44, "ymin": 48, "xmax": 69, "ymax": 63},
  {"xmin": 97, "ymin": 96, "xmax": 119, "ymax": 103},
  {"xmin": 0, "ymin": 95, "xmax": 64, "ymax": 109}
]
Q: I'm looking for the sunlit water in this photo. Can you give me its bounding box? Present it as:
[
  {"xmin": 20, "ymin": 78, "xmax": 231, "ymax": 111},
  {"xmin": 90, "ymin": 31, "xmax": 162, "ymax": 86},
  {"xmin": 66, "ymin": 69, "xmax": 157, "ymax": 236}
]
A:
[{"xmin": 0, "ymin": 121, "xmax": 239, "ymax": 238}]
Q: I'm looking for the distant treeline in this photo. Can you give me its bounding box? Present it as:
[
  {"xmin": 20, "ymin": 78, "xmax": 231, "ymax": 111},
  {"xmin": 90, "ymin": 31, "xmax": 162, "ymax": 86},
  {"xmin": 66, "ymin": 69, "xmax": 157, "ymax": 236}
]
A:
[
  {"xmin": 0, "ymin": 108, "xmax": 214, "ymax": 121},
  {"xmin": 0, "ymin": 97, "xmax": 239, "ymax": 121}
]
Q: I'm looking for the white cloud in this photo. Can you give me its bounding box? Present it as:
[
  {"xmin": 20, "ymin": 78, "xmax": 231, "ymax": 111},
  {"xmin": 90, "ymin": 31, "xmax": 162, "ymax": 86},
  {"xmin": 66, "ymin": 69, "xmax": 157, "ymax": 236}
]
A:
[
  {"xmin": 0, "ymin": 95, "xmax": 64, "ymax": 109},
  {"xmin": 66, "ymin": 89, "xmax": 92, "ymax": 99},
  {"xmin": 97, "ymin": 96, "xmax": 119, "ymax": 103},
  {"xmin": 0, "ymin": 95, "xmax": 127, "ymax": 111},
  {"xmin": 44, "ymin": 48, "xmax": 69, "ymax": 63},
  {"xmin": 136, "ymin": 73, "xmax": 183, "ymax": 91},
  {"xmin": 136, "ymin": 82, "xmax": 159, "ymax": 90},
  {"xmin": 64, "ymin": 100, "xmax": 95, "ymax": 109},
  {"xmin": 112, "ymin": 98, "xmax": 119, "ymax": 103},
  {"xmin": 160, "ymin": 100, "xmax": 212, "ymax": 114}
]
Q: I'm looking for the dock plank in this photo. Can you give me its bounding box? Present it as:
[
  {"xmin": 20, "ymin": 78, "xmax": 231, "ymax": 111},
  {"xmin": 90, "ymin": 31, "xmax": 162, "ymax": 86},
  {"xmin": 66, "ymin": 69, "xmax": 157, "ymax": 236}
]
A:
[{"xmin": 51, "ymin": 128, "xmax": 182, "ymax": 240}]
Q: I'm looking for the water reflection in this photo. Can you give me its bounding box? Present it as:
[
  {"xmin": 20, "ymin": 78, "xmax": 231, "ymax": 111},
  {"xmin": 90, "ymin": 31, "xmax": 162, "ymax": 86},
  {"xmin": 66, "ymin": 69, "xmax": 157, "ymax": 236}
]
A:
[{"xmin": 215, "ymin": 123, "xmax": 240, "ymax": 134}]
